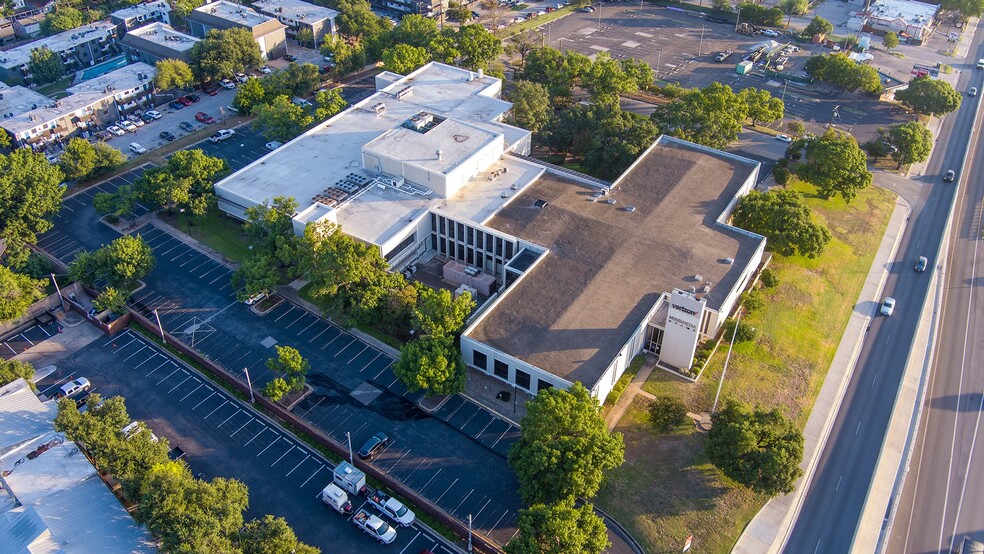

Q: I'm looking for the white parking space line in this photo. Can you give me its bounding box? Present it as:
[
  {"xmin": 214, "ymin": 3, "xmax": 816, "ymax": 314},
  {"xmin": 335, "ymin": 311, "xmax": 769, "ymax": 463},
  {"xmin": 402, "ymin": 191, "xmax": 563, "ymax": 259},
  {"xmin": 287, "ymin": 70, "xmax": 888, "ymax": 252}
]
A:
[
  {"xmin": 168, "ymin": 374, "xmax": 192, "ymax": 393},
  {"xmin": 298, "ymin": 319, "xmax": 320, "ymax": 335},
  {"xmin": 434, "ymin": 478, "xmax": 458, "ymax": 504},
  {"xmin": 145, "ymin": 359, "xmax": 170, "ymax": 377},
  {"xmin": 333, "ymin": 339, "xmax": 357, "ymax": 358},
  {"xmin": 257, "ymin": 436, "xmax": 281, "ymax": 457},
  {"xmin": 285, "ymin": 454, "xmax": 309, "ymax": 477},
  {"xmin": 373, "ymin": 362, "xmax": 394, "ymax": 380},
  {"xmin": 133, "ymin": 352, "xmax": 161, "ymax": 369},
  {"xmin": 452, "ymin": 488, "xmax": 474, "ymax": 513},
  {"xmin": 300, "ymin": 465, "xmax": 324, "ymax": 487},
  {"xmin": 193, "ymin": 391, "xmax": 217, "ymax": 409},
  {"xmin": 474, "ymin": 419, "xmax": 495, "ymax": 439},
  {"xmin": 308, "ymin": 326, "xmax": 331, "ymax": 342},
  {"xmin": 230, "ymin": 419, "xmax": 252, "ymax": 437},
  {"xmin": 490, "ymin": 427, "xmax": 512, "ymax": 448},
  {"xmin": 180, "ymin": 382, "xmax": 204, "ymax": 401},
  {"xmin": 155, "ymin": 367, "xmax": 183, "ymax": 385},
  {"xmin": 209, "ymin": 270, "xmax": 231, "ymax": 285},
  {"xmin": 327, "ymin": 412, "xmax": 353, "ymax": 436},
  {"xmin": 38, "ymin": 325, "xmax": 50, "ymax": 338},
  {"xmin": 472, "ymin": 497, "xmax": 492, "ymax": 521},
  {"xmin": 419, "ymin": 468, "xmax": 443, "ymax": 493},
  {"xmin": 321, "ymin": 332, "xmax": 345, "ymax": 350},
  {"xmin": 284, "ymin": 312, "xmax": 308, "ymax": 329},
  {"xmin": 491, "ymin": 509, "xmax": 512, "ymax": 531},
  {"xmin": 111, "ymin": 336, "xmax": 140, "ymax": 351},
  {"xmin": 204, "ymin": 399, "xmax": 229, "ymax": 419},
  {"xmin": 298, "ymin": 396, "xmax": 325, "ymax": 417},
  {"xmin": 356, "ymin": 352, "xmax": 382, "ymax": 374},
  {"xmin": 271, "ymin": 445, "xmax": 296, "ymax": 467},
  {"xmin": 274, "ymin": 306, "xmax": 296, "ymax": 322},
  {"xmin": 398, "ymin": 532, "xmax": 423, "ymax": 554},
  {"xmin": 219, "ymin": 409, "xmax": 242, "ymax": 427},
  {"xmin": 244, "ymin": 426, "xmax": 267, "ymax": 446},
  {"xmin": 347, "ymin": 345, "xmax": 368, "ymax": 364}
]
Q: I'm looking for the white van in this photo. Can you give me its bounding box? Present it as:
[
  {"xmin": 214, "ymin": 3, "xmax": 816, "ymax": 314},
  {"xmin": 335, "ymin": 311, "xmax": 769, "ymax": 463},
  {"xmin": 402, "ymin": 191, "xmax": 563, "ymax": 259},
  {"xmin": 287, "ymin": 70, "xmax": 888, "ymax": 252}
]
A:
[{"xmin": 977, "ymin": 58, "xmax": 984, "ymax": 69}]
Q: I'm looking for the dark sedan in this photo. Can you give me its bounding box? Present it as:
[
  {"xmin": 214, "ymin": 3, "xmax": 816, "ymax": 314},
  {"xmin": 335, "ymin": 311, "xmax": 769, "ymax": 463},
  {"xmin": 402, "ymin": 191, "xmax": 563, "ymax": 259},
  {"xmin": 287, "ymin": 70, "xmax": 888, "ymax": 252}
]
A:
[
  {"xmin": 357, "ymin": 432, "xmax": 389, "ymax": 460},
  {"xmin": 168, "ymin": 100, "xmax": 185, "ymax": 110},
  {"xmin": 159, "ymin": 131, "xmax": 176, "ymax": 142}
]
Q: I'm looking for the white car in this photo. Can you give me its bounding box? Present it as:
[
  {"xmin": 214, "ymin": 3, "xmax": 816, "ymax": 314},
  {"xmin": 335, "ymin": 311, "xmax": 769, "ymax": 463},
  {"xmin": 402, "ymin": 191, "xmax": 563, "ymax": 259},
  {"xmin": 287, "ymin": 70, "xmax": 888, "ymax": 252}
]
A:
[
  {"xmin": 762, "ymin": 29, "xmax": 780, "ymax": 37},
  {"xmin": 219, "ymin": 79, "xmax": 237, "ymax": 89},
  {"xmin": 775, "ymin": 134, "xmax": 792, "ymax": 143},
  {"xmin": 127, "ymin": 115, "xmax": 145, "ymax": 127},
  {"xmin": 264, "ymin": 141, "xmax": 283, "ymax": 151},
  {"xmin": 106, "ymin": 125, "xmax": 126, "ymax": 136},
  {"xmin": 208, "ymin": 129, "xmax": 236, "ymax": 143},
  {"xmin": 55, "ymin": 377, "xmax": 90, "ymax": 399},
  {"xmin": 880, "ymin": 297, "xmax": 895, "ymax": 316},
  {"xmin": 129, "ymin": 142, "xmax": 147, "ymax": 154},
  {"xmin": 259, "ymin": 65, "xmax": 272, "ymax": 74},
  {"xmin": 243, "ymin": 292, "xmax": 266, "ymax": 305},
  {"xmin": 119, "ymin": 120, "xmax": 138, "ymax": 132},
  {"xmin": 145, "ymin": 109, "xmax": 162, "ymax": 120},
  {"xmin": 235, "ymin": 72, "xmax": 249, "ymax": 83}
]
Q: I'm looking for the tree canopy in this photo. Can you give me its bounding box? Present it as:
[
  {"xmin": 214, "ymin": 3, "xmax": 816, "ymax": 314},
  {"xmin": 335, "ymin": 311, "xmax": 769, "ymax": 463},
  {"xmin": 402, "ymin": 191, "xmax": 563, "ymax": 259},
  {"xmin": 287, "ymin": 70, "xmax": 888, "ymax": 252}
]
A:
[
  {"xmin": 802, "ymin": 16, "xmax": 833, "ymax": 37},
  {"xmin": 0, "ymin": 359, "xmax": 35, "ymax": 388},
  {"xmin": 314, "ymin": 88, "xmax": 347, "ymax": 121},
  {"xmin": 651, "ymin": 82, "xmax": 748, "ymax": 149},
  {"xmin": 883, "ymin": 121, "xmax": 933, "ymax": 168},
  {"xmin": 0, "ymin": 149, "xmax": 65, "ymax": 265},
  {"xmin": 798, "ymin": 130, "xmax": 872, "ymax": 201},
  {"xmin": 731, "ymin": 189, "xmax": 831, "ymax": 258},
  {"xmin": 154, "ymin": 59, "xmax": 195, "ymax": 91},
  {"xmin": 508, "ymin": 382, "xmax": 624, "ymax": 505},
  {"xmin": 382, "ymin": 43, "xmax": 430, "ymax": 74},
  {"xmin": 707, "ymin": 399, "xmax": 804, "ymax": 496},
  {"xmin": 505, "ymin": 502, "xmax": 610, "ymax": 554},
  {"xmin": 0, "ymin": 265, "xmax": 45, "ymax": 323},
  {"xmin": 741, "ymin": 87, "xmax": 784, "ymax": 126},
  {"xmin": 252, "ymin": 95, "xmax": 314, "ymax": 142},
  {"xmin": 235, "ymin": 515, "xmax": 319, "ymax": 554},
  {"xmin": 189, "ymin": 28, "xmax": 262, "ymax": 83},
  {"xmin": 894, "ymin": 76, "xmax": 962, "ymax": 116},
  {"xmin": 130, "ymin": 149, "xmax": 229, "ymax": 216},
  {"xmin": 508, "ymin": 81, "xmax": 552, "ymax": 134},
  {"xmin": 69, "ymin": 234, "xmax": 155, "ymax": 290},
  {"xmin": 548, "ymin": 104, "xmax": 659, "ymax": 179},
  {"xmin": 28, "ymin": 46, "xmax": 66, "ymax": 86},
  {"xmin": 882, "ymin": 31, "xmax": 899, "ymax": 50},
  {"xmin": 393, "ymin": 335, "xmax": 467, "ymax": 395},
  {"xmin": 59, "ymin": 138, "xmax": 125, "ymax": 182},
  {"xmin": 804, "ymin": 53, "xmax": 883, "ymax": 94},
  {"xmin": 580, "ymin": 53, "xmax": 652, "ymax": 108}
]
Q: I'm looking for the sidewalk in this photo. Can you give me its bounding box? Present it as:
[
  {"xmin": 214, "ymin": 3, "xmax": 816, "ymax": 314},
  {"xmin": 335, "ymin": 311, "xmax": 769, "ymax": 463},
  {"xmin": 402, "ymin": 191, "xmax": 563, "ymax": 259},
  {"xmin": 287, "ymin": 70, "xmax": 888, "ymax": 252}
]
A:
[
  {"xmin": 606, "ymin": 356, "xmax": 658, "ymax": 432},
  {"xmin": 732, "ymin": 195, "xmax": 911, "ymax": 554}
]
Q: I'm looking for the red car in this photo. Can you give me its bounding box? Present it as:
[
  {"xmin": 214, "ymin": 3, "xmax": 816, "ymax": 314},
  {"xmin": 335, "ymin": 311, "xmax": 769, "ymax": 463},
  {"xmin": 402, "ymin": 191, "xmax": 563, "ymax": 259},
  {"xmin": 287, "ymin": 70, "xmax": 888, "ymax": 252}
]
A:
[
  {"xmin": 203, "ymin": 86, "xmax": 219, "ymax": 96},
  {"xmin": 177, "ymin": 96, "xmax": 194, "ymax": 106},
  {"xmin": 195, "ymin": 111, "xmax": 215, "ymax": 124}
]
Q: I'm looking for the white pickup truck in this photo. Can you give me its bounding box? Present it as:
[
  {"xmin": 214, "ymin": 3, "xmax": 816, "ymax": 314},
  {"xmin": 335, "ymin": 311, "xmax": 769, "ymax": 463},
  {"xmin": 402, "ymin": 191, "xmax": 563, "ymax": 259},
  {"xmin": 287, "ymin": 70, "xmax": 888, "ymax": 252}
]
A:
[
  {"xmin": 352, "ymin": 509, "xmax": 397, "ymax": 544},
  {"xmin": 366, "ymin": 488, "xmax": 415, "ymax": 527}
]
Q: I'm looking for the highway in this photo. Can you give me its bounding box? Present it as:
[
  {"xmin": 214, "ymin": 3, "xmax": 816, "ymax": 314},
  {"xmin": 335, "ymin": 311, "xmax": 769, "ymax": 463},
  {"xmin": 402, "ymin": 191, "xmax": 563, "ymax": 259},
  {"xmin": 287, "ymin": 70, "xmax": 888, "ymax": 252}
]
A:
[
  {"xmin": 886, "ymin": 33, "xmax": 984, "ymax": 554},
  {"xmin": 783, "ymin": 21, "xmax": 984, "ymax": 554}
]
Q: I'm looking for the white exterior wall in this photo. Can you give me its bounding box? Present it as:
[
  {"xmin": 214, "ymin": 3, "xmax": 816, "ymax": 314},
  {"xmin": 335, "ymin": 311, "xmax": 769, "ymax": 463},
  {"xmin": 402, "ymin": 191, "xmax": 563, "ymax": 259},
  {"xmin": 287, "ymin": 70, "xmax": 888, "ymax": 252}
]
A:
[
  {"xmin": 460, "ymin": 337, "xmax": 570, "ymax": 393},
  {"xmin": 660, "ymin": 289, "xmax": 706, "ymax": 370},
  {"xmin": 442, "ymin": 135, "xmax": 505, "ymax": 197}
]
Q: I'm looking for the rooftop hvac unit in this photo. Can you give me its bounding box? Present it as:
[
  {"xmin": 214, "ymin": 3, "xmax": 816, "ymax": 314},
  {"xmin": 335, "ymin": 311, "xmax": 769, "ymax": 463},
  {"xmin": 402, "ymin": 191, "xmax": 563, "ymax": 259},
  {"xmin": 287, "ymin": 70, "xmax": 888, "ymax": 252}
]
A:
[
  {"xmin": 370, "ymin": 102, "xmax": 385, "ymax": 114},
  {"xmin": 395, "ymin": 85, "xmax": 413, "ymax": 100}
]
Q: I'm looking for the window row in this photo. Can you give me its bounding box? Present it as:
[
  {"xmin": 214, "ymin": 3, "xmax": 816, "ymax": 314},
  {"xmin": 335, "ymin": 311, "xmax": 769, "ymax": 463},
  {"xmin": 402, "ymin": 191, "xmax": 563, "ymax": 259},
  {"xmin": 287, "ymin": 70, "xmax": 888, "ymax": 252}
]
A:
[{"xmin": 472, "ymin": 350, "xmax": 553, "ymax": 393}]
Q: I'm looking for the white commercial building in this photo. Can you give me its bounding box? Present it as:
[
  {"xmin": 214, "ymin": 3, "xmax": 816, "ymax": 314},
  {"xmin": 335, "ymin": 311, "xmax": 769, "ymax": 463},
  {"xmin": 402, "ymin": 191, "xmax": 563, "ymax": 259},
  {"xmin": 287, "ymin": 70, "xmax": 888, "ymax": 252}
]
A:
[
  {"xmin": 214, "ymin": 62, "xmax": 765, "ymax": 404},
  {"xmin": 0, "ymin": 379, "xmax": 156, "ymax": 553},
  {"xmin": 864, "ymin": 0, "xmax": 938, "ymax": 44}
]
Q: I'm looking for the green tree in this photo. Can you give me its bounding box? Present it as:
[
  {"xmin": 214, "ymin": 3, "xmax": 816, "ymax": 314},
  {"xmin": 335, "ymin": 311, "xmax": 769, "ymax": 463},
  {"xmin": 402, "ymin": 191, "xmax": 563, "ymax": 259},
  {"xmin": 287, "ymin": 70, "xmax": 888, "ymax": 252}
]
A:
[
  {"xmin": 333, "ymin": 0, "xmax": 390, "ymax": 37},
  {"xmin": 735, "ymin": 1, "xmax": 783, "ymax": 26},
  {"xmin": 232, "ymin": 253, "xmax": 279, "ymax": 302},
  {"xmin": 649, "ymin": 396, "xmax": 688, "ymax": 433},
  {"xmin": 446, "ymin": 1, "xmax": 471, "ymax": 22},
  {"xmin": 296, "ymin": 27, "xmax": 315, "ymax": 48},
  {"xmin": 189, "ymin": 28, "xmax": 262, "ymax": 83},
  {"xmin": 0, "ymin": 265, "xmax": 45, "ymax": 323},
  {"xmin": 382, "ymin": 44, "xmax": 430, "ymax": 74},
  {"xmin": 236, "ymin": 515, "xmax": 320, "ymax": 554},
  {"xmin": 412, "ymin": 284, "xmax": 474, "ymax": 338},
  {"xmin": 455, "ymin": 24, "xmax": 504, "ymax": 70},
  {"xmin": 136, "ymin": 462, "xmax": 249, "ymax": 553},
  {"xmin": 580, "ymin": 53, "xmax": 641, "ymax": 108},
  {"xmin": 712, "ymin": 0, "xmax": 732, "ymax": 11},
  {"xmin": 264, "ymin": 62, "xmax": 321, "ymax": 98},
  {"xmin": 519, "ymin": 48, "xmax": 591, "ymax": 104},
  {"xmin": 133, "ymin": 149, "xmax": 228, "ymax": 216},
  {"xmin": 548, "ymin": 104, "xmax": 659, "ymax": 179},
  {"xmin": 0, "ymin": 359, "xmax": 35, "ymax": 388},
  {"xmin": 28, "ymin": 46, "xmax": 66, "ymax": 85},
  {"xmin": 320, "ymin": 35, "xmax": 367, "ymax": 75},
  {"xmin": 266, "ymin": 345, "xmax": 309, "ymax": 388},
  {"xmin": 393, "ymin": 336, "xmax": 466, "ymax": 395},
  {"xmin": 92, "ymin": 141, "xmax": 127, "ymax": 176},
  {"xmin": 740, "ymin": 87, "xmax": 784, "ymax": 126},
  {"xmin": 314, "ymin": 88, "xmax": 348, "ymax": 121},
  {"xmin": 506, "ymin": 502, "xmax": 610, "ymax": 554},
  {"xmin": 0, "ymin": 149, "xmax": 65, "ymax": 266},
  {"xmin": 243, "ymin": 195, "xmax": 299, "ymax": 267},
  {"xmin": 427, "ymin": 32, "xmax": 460, "ymax": 65},
  {"xmin": 731, "ymin": 189, "xmax": 831, "ymax": 258},
  {"xmin": 707, "ymin": 399, "xmax": 804, "ymax": 495},
  {"xmin": 154, "ymin": 59, "xmax": 195, "ymax": 91},
  {"xmin": 41, "ymin": 7, "xmax": 83, "ymax": 35},
  {"xmin": 884, "ymin": 121, "xmax": 933, "ymax": 168},
  {"xmin": 508, "ymin": 81, "xmax": 552, "ymax": 134},
  {"xmin": 882, "ymin": 31, "xmax": 899, "ymax": 51},
  {"xmin": 508, "ymin": 29, "xmax": 543, "ymax": 66},
  {"xmin": 785, "ymin": 120, "xmax": 806, "ymax": 137},
  {"xmin": 263, "ymin": 377, "xmax": 292, "ymax": 401},
  {"xmin": 779, "ymin": 0, "xmax": 807, "ymax": 26},
  {"xmin": 253, "ymin": 95, "xmax": 314, "ymax": 142},
  {"xmin": 172, "ymin": 0, "xmax": 205, "ymax": 19},
  {"xmin": 386, "ymin": 13, "xmax": 438, "ymax": 48},
  {"xmin": 93, "ymin": 286, "xmax": 129, "ymax": 314},
  {"xmin": 652, "ymin": 82, "xmax": 748, "ymax": 149},
  {"xmin": 234, "ymin": 77, "xmax": 266, "ymax": 115},
  {"xmin": 894, "ymin": 76, "xmax": 962, "ymax": 116},
  {"xmin": 69, "ymin": 234, "xmax": 155, "ymax": 290},
  {"xmin": 802, "ymin": 16, "xmax": 833, "ymax": 37},
  {"xmin": 508, "ymin": 382, "xmax": 625, "ymax": 505},
  {"xmin": 59, "ymin": 137, "xmax": 96, "ymax": 181},
  {"xmin": 799, "ymin": 129, "xmax": 872, "ymax": 201},
  {"xmin": 805, "ymin": 53, "xmax": 883, "ymax": 94}
]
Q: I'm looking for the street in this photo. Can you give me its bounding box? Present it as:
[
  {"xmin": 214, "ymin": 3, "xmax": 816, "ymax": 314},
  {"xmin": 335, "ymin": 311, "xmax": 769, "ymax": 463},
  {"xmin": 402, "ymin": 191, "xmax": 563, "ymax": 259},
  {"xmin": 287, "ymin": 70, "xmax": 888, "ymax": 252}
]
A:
[{"xmin": 785, "ymin": 19, "xmax": 984, "ymax": 554}]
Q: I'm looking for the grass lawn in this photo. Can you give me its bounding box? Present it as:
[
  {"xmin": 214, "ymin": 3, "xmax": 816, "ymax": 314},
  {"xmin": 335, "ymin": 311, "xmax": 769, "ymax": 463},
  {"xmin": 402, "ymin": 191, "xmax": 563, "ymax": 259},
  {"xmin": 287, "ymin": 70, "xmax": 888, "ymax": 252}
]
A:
[
  {"xmin": 596, "ymin": 178, "xmax": 896, "ymax": 553},
  {"xmin": 35, "ymin": 76, "xmax": 73, "ymax": 97},
  {"xmin": 497, "ymin": 6, "xmax": 575, "ymax": 39},
  {"xmin": 159, "ymin": 209, "xmax": 251, "ymax": 263}
]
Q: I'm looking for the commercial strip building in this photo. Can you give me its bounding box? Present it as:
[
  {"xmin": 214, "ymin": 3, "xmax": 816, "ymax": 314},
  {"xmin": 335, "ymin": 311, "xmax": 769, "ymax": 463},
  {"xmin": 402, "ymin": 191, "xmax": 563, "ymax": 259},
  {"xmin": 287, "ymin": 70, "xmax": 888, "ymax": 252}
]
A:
[
  {"xmin": 111, "ymin": 0, "xmax": 172, "ymax": 35},
  {"xmin": 376, "ymin": 0, "xmax": 448, "ymax": 19},
  {"xmin": 252, "ymin": 0, "xmax": 338, "ymax": 46},
  {"xmin": 213, "ymin": 62, "xmax": 765, "ymax": 404},
  {"xmin": 122, "ymin": 22, "xmax": 200, "ymax": 64},
  {"xmin": 0, "ymin": 21, "xmax": 120, "ymax": 85},
  {"xmin": 862, "ymin": 0, "xmax": 939, "ymax": 44},
  {"xmin": 187, "ymin": 0, "xmax": 287, "ymax": 60},
  {"xmin": 0, "ymin": 61, "xmax": 156, "ymax": 147},
  {"xmin": 0, "ymin": 379, "xmax": 156, "ymax": 553}
]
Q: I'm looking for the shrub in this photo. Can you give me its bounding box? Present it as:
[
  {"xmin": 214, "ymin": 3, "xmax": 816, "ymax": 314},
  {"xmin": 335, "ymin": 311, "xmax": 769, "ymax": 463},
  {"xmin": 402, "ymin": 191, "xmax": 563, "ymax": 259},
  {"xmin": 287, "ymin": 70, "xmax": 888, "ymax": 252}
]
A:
[
  {"xmin": 740, "ymin": 290, "xmax": 764, "ymax": 313},
  {"xmin": 14, "ymin": 252, "xmax": 52, "ymax": 280},
  {"xmin": 263, "ymin": 377, "xmax": 292, "ymax": 401},
  {"xmin": 723, "ymin": 319, "xmax": 758, "ymax": 343},
  {"xmin": 649, "ymin": 396, "xmax": 689, "ymax": 432},
  {"xmin": 760, "ymin": 268, "xmax": 779, "ymax": 288},
  {"xmin": 773, "ymin": 165, "xmax": 791, "ymax": 185}
]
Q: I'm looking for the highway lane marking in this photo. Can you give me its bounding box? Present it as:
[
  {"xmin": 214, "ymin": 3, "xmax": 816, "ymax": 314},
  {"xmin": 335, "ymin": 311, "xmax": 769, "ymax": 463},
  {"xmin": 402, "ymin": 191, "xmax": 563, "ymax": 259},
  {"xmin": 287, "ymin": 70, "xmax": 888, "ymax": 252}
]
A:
[
  {"xmin": 946, "ymin": 390, "xmax": 984, "ymax": 553},
  {"xmin": 856, "ymin": 420, "xmax": 862, "ymax": 435}
]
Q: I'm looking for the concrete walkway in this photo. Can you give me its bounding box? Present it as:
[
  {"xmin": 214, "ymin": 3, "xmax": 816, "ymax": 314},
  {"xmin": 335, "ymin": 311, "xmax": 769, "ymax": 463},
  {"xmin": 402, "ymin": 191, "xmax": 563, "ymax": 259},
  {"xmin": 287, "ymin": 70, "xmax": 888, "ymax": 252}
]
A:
[
  {"xmin": 606, "ymin": 357, "xmax": 658, "ymax": 432},
  {"xmin": 732, "ymin": 195, "xmax": 912, "ymax": 554}
]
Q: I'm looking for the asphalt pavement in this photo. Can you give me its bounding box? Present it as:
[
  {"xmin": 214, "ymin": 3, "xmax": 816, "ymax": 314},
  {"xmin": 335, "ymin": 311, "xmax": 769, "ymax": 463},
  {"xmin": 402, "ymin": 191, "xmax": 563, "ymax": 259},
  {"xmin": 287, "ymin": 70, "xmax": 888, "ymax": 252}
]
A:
[{"xmin": 781, "ymin": 19, "xmax": 984, "ymax": 554}]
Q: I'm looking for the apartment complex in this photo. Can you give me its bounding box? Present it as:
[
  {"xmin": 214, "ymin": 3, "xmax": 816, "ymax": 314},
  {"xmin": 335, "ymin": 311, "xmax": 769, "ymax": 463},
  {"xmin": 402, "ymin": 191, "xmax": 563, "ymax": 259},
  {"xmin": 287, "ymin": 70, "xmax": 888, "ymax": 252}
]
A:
[
  {"xmin": 187, "ymin": 0, "xmax": 287, "ymax": 60},
  {"xmin": 252, "ymin": 0, "xmax": 338, "ymax": 46},
  {"xmin": 122, "ymin": 22, "xmax": 200, "ymax": 64},
  {"xmin": 0, "ymin": 21, "xmax": 119, "ymax": 85}
]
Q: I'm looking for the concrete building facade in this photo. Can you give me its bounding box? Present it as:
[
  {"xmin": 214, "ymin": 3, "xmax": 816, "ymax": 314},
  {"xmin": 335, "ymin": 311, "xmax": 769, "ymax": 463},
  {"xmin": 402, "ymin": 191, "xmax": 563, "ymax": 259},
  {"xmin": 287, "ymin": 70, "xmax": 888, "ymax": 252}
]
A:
[
  {"xmin": 252, "ymin": 0, "xmax": 338, "ymax": 46},
  {"xmin": 187, "ymin": 0, "xmax": 287, "ymax": 60},
  {"xmin": 213, "ymin": 62, "xmax": 765, "ymax": 405}
]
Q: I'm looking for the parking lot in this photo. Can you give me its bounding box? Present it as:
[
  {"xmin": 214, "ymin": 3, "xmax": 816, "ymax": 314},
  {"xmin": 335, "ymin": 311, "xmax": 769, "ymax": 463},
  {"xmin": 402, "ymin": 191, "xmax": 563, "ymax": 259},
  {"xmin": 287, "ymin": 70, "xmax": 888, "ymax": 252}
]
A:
[
  {"xmin": 35, "ymin": 330, "xmax": 459, "ymax": 553},
  {"xmin": 1, "ymin": 321, "xmax": 60, "ymax": 360}
]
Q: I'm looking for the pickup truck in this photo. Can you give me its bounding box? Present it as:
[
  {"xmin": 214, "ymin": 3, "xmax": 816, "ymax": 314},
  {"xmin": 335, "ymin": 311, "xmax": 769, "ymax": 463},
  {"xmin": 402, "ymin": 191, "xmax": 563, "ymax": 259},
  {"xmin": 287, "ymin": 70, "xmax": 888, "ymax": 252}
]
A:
[
  {"xmin": 352, "ymin": 509, "xmax": 397, "ymax": 544},
  {"xmin": 366, "ymin": 488, "xmax": 415, "ymax": 527}
]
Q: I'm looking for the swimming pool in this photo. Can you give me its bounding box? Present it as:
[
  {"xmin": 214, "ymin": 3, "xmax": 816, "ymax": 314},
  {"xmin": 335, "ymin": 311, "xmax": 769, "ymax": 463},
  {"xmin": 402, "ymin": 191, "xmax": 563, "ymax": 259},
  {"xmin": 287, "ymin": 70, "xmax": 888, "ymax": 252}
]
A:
[{"xmin": 79, "ymin": 56, "xmax": 129, "ymax": 80}]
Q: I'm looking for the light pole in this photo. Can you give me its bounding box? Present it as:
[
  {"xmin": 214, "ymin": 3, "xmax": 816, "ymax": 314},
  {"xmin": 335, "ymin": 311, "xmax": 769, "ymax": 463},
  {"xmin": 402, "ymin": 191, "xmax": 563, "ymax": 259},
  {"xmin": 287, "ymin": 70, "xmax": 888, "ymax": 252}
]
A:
[
  {"xmin": 346, "ymin": 431, "xmax": 354, "ymax": 463},
  {"xmin": 698, "ymin": 25, "xmax": 706, "ymax": 56},
  {"xmin": 244, "ymin": 367, "xmax": 254, "ymax": 403},
  {"xmin": 654, "ymin": 48, "xmax": 663, "ymax": 80},
  {"xmin": 598, "ymin": 1, "xmax": 602, "ymax": 32},
  {"xmin": 734, "ymin": 5, "xmax": 742, "ymax": 33},
  {"xmin": 711, "ymin": 310, "xmax": 741, "ymax": 415}
]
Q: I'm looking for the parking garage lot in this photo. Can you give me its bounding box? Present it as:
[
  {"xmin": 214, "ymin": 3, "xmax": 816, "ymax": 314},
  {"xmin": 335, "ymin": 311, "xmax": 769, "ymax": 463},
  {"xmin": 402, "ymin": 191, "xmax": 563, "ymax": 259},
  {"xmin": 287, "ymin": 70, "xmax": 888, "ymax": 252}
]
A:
[{"xmin": 35, "ymin": 331, "xmax": 459, "ymax": 553}]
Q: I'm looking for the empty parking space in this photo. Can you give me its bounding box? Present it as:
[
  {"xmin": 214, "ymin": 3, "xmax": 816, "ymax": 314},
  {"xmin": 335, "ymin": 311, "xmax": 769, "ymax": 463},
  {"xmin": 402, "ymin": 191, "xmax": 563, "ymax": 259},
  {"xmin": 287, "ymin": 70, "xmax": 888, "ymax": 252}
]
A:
[
  {"xmin": 0, "ymin": 321, "xmax": 59, "ymax": 360},
  {"xmin": 46, "ymin": 329, "xmax": 458, "ymax": 552}
]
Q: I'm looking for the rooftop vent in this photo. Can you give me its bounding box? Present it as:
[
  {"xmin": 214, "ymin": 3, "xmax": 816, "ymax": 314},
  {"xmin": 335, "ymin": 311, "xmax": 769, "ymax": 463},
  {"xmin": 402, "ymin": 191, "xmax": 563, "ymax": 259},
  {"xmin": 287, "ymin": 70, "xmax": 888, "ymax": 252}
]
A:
[
  {"xmin": 693, "ymin": 274, "xmax": 703, "ymax": 282},
  {"xmin": 370, "ymin": 102, "xmax": 386, "ymax": 114},
  {"xmin": 604, "ymin": 198, "xmax": 616, "ymax": 205},
  {"xmin": 534, "ymin": 199, "xmax": 548, "ymax": 209},
  {"xmin": 623, "ymin": 205, "xmax": 636, "ymax": 212},
  {"xmin": 724, "ymin": 257, "xmax": 734, "ymax": 265},
  {"xmin": 395, "ymin": 85, "xmax": 413, "ymax": 100}
]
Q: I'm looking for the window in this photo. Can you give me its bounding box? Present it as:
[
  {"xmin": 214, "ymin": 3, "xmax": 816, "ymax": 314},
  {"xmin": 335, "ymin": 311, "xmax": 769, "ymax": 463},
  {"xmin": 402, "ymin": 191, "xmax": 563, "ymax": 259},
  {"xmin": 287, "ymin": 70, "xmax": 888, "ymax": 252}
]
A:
[
  {"xmin": 431, "ymin": 235, "xmax": 437, "ymax": 249},
  {"xmin": 493, "ymin": 359, "xmax": 508, "ymax": 379},
  {"xmin": 476, "ymin": 230, "xmax": 484, "ymax": 250},
  {"xmin": 467, "ymin": 227, "xmax": 474, "ymax": 245},
  {"xmin": 515, "ymin": 369, "xmax": 531, "ymax": 390},
  {"xmin": 505, "ymin": 242, "xmax": 514, "ymax": 259},
  {"xmin": 472, "ymin": 350, "xmax": 488, "ymax": 370},
  {"xmin": 448, "ymin": 221, "xmax": 455, "ymax": 239},
  {"xmin": 486, "ymin": 234, "xmax": 493, "ymax": 251},
  {"xmin": 439, "ymin": 216, "xmax": 445, "ymax": 234},
  {"xmin": 439, "ymin": 237, "xmax": 447, "ymax": 254},
  {"xmin": 495, "ymin": 238, "xmax": 503, "ymax": 256},
  {"xmin": 466, "ymin": 249, "xmax": 474, "ymax": 264},
  {"xmin": 457, "ymin": 222, "xmax": 465, "ymax": 239},
  {"xmin": 537, "ymin": 380, "xmax": 553, "ymax": 392}
]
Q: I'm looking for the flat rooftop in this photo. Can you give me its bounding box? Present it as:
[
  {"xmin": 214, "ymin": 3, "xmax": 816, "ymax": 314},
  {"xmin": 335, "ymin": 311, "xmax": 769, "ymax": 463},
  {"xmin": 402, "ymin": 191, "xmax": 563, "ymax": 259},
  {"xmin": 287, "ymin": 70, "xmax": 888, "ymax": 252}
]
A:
[
  {"xmin": 215, "ymin": 62, "xmax": 530, "ymax": 246},
  {"xmin": 253, "ymin": 0, "xmax": 339, "ymax": 22},
  {"xmin": 122, "ymin": 22, "xmax": 199, "ymax": 54},
  {"xmin": 0, "ymin": 62, "xmax": 155, "ymax": 136},
  {"xmin": 192, "ymin": 0, "xmax": 275, "ymax": 28},
  {"xmin": 111, "ymin": 0, "xmax": 170, "ymax": 21},
  {"xmin": 0, "ymin": 21, "xmax": 118, "ymax": 69},
  {"xmin": 868, "ymin": 0, "xmax": 938, "ymax": 22},
  {"xmin": 468, "ymin": 137, "xmax": 764, "ymax": 385}
]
